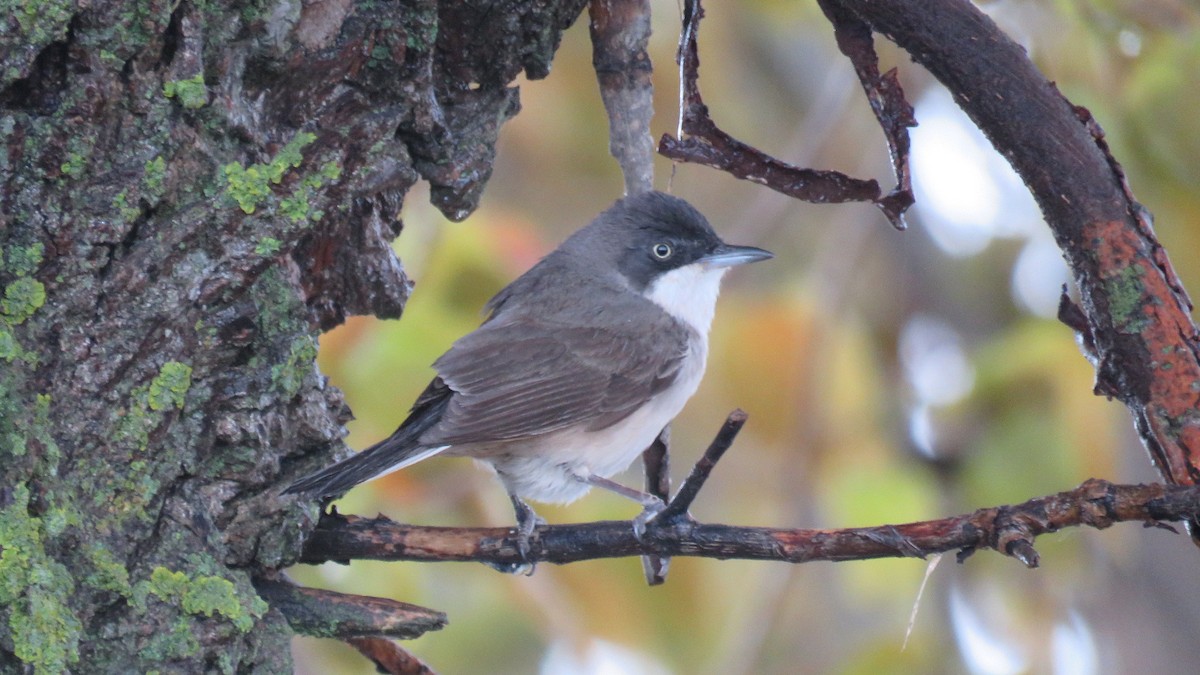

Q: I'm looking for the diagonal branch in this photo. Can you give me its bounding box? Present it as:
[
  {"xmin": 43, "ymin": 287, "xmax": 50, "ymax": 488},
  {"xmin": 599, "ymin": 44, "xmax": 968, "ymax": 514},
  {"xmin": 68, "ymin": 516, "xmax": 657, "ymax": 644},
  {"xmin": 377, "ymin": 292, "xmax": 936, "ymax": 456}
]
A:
[
  {"xmin": 346, "ymin": 638, "xmax": 438, "ymax": 675},
  {"xmin": 816, "ymin": 0, "xmax": 916, "ymax": 228}
]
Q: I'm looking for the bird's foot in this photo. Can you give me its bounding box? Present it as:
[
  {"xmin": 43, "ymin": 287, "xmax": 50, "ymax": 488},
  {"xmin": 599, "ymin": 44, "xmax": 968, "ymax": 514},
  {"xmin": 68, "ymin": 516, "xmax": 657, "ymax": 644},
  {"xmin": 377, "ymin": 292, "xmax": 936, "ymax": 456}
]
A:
[
  {"xmin": 632, "ymin": 497, "xmax": 667, "ymax": 542},
  {"xmin": 579, "ymin": 473, "xmax": 677, "ymax": 542},
  {"xmin": 492, "ymin": 494, "xmax": 544, "ymax": 576}
]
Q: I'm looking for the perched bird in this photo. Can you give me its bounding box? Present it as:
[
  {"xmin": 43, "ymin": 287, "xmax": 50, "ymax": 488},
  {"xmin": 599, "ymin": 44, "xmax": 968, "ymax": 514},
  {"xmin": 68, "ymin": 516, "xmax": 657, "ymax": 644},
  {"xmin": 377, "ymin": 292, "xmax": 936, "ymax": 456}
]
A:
[{"xmin": 286, "ymin": 191, "xmax": 771, "ymax": 551}]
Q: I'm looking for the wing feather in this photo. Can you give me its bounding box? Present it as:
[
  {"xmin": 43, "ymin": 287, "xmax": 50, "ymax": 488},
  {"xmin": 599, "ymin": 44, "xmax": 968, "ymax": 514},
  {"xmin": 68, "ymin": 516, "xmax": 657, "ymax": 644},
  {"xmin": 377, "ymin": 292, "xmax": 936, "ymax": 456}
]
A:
[{"xmin": 422, "ymin": 295, "xmax": 690, "ymax": 446}]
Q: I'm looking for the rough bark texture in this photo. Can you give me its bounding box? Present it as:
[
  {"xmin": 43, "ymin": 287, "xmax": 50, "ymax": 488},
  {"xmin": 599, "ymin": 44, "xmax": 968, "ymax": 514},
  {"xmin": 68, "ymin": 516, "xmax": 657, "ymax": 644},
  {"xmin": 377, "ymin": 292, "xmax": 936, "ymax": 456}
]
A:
[{"xmin": 0, "ymin": 0, "xmax": 586, "ymax": 671}]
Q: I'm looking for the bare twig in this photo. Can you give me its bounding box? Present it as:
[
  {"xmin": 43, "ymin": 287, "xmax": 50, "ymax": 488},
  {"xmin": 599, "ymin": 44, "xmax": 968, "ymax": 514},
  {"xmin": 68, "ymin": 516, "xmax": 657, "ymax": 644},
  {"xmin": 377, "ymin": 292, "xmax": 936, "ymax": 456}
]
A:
[
  {"xmin": 253, "ymin": 575, "xmax": 447, "ymax": 639},
  {"xmin": 299, "ymin": 479, "xmax": 1200, "ymax": 570},
  {"xmin": 590, "ymin": 0, "xmax": 656, "ymax": 195},
  {"xmin": 657, "ymin": 0, "xmax": 902, "ymax": 223},
  {"xmin": 655, "ymin": 409, "xmax": 747, "ymax": 522},
  {"xmin": 640, "ymin": 425, "xmax": 672, "ymax": 585},
  {"xmin": 816, "ymin": 0, "xmax": 916, "ymax": 228}
]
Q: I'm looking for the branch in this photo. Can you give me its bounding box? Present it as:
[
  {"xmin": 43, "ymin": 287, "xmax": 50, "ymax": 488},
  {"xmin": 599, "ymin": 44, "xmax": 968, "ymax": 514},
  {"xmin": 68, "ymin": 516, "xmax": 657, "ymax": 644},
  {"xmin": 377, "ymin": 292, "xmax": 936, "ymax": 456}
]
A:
[
  {"xmin": 590, "ymin": 0, "xmax": 655, "ymax": 195},
  {"xmin": 657, "ymin": 0, "xmax": 910, "ymax": 228},
  {"xmin": 300, "ymin": 479, "xmax": 1200, "ymax": 570},
  {"xmin": 816, "ymin": 0, "xmax": 916, "ymax": 226},
  {"xmin": 346, "ymin": 638, "xmax": 438, "ymax": 675},
  {"xmin": 640, "ymin": 425, "xmax": 672, "ymax": 585},
  {"xmin": 827, "ymin": 0, "xmax": 1200, "ymax": 541},
  {"xmin": 253, "ymin": 576, "xmax": 447, "ymax": 640}
]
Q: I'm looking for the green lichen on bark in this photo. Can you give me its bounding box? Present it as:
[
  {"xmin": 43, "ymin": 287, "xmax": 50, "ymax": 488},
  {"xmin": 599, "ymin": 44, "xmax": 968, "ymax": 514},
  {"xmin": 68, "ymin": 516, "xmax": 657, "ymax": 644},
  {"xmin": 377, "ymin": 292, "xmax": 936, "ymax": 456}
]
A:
[
  {"xmin": 1104, "ymin": 264, "xmax": 1150, "ymax": 333},
  {"xmin": 137, "ymin": 567, "xmax": 266, "ymax": 633},
  {"xmin": 162, "ymin": 74, "xmax": 208, "ymax": 109},
  {"xmin": 0, "ymin": 486, "xmax": 83, "ymax": 675},
  {"xmin": 222, "ymin": 132, "xmax": 317, "ymax": 214},
  {"xmin": 1, "ymin": 277, "xmax": 45, "ymax": 324},
  {"xmin": 148, "ymin": 361, "xmax": 192, "ymax": 411}
]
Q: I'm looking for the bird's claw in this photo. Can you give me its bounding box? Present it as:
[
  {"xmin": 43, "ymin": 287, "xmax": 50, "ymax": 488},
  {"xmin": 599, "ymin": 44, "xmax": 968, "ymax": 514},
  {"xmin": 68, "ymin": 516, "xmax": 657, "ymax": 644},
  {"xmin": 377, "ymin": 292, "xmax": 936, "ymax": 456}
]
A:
[
  {"xmin": 632, "ymin": 497, "xmax": 668, "ymax": 542},
  {"xmin": 489, "ymin": 494, "xmax": 544, "ymax": 575}
]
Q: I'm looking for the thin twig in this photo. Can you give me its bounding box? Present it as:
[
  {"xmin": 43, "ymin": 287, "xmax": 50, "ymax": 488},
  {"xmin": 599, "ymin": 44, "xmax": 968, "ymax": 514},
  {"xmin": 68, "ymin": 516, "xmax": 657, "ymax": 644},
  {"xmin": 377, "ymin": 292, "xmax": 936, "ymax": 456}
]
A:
[
  {"xmin": 658, "ymin": 0, "xmax": 901, "ymax": 220},
  {"xmin": 655, "ymin": 409, "xmax": 747, "ymax": 522},
  {"xmin": 641, "ymin": 425, "xmax": 672, "ymax": 585},
  {"xmin": 347, "ymin": 637, "xmax": 439, "ymax": 675}
]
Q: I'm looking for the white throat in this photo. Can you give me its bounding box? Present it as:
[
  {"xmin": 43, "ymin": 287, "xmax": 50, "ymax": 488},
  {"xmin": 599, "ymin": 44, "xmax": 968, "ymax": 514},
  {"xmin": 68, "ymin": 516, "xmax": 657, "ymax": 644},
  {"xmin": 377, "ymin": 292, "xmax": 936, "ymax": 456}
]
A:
[{"xmin": 643, "ymin": 263, "xmax": 729, "ymax": 335}]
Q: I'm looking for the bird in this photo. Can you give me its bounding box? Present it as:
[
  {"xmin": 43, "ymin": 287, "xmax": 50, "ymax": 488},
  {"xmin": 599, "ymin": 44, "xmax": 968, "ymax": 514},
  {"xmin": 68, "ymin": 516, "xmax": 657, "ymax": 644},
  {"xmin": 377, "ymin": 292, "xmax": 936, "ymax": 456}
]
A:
[{"xmin": 285, "ymin": 191, "xmax": 772, "ymax": 554}]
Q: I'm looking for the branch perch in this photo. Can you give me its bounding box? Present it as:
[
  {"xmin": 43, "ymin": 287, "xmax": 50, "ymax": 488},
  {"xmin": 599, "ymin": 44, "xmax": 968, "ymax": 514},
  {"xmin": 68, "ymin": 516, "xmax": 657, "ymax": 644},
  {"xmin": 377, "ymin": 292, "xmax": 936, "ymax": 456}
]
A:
[{"xmin": 301, "ymin": 473, "xmax": 1200, "ymax": 570}]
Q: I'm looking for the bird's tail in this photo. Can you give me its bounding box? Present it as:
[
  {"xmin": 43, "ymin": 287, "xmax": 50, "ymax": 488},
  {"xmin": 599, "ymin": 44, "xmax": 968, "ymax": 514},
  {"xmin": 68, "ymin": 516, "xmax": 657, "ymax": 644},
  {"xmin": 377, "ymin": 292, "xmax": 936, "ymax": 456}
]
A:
[
  {"xmin": 283, "ymin": 433, "xmax": 448, "ymax": 500},
  {"xmin": 286, "ymin": 376, "xmax": 454, "ymax": 500}
]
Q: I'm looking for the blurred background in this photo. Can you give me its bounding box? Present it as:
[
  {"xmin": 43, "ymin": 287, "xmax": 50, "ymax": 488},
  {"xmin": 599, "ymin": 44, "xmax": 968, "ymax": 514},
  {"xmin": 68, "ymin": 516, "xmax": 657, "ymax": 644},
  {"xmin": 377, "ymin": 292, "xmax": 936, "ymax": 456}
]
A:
[{"xmin": 291, "ymin": 1, "xmax": 1200, "ymax": 672}]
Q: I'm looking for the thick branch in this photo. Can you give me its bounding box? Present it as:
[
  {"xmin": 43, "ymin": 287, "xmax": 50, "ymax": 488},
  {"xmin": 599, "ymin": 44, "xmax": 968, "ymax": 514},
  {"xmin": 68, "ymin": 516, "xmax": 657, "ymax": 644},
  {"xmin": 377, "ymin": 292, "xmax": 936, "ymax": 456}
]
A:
[
  {"xmin": 299, "ymin": 479, "xmax": 1200, "ymax": 569},
  {"xmin": 829, "ymin": 0, "xmax": 1200, "ymax": 539},
  {"xmin": 590, "ymin": 0, "xmax": 656, "ymax": 194},
  {"xmin": 253, "ymin": 576, "xmax": 447, "ymax": 640}
]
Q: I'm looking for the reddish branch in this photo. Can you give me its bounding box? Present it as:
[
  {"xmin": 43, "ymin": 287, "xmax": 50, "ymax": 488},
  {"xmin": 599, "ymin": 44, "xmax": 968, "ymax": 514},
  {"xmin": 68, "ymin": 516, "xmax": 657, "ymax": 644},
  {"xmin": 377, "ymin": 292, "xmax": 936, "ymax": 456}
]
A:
[
  {"xmin": 655, "ymin": 0, "xmax": 1200, "ymax": 541},
  {"xmin": 657, "ymin": 0, "xmax": 910, "ymax": 228},
  {"xmin": 346, "ymin": 638, "xmax": 438, "ymax": 675},
  {"xmin": 300, "ymin": 478, "xmax": 1200, "ymax": 569},
  {"xmin": 823, "ymin": 0, "xmax": 1200, "ymax": 539}
]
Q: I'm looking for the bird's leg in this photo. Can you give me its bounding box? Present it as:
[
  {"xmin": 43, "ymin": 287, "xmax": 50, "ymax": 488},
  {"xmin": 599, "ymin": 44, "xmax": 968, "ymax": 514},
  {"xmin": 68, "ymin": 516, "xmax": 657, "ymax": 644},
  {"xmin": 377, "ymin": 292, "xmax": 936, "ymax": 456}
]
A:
[
  {"xmin": 509, "ymin": 493, "xmax": 545, "ymax": 566},
  {"xmin": 580, "ymin": 474, "xmax": 666, "ymax": 541}
]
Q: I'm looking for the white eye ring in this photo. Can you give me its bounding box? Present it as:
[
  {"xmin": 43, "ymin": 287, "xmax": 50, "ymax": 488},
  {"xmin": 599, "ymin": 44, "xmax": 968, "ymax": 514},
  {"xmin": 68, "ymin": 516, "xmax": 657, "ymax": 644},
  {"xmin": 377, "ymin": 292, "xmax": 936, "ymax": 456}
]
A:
[{"xmin": 652, "ymin": 242, "xmax": 673, "ymax": 260}]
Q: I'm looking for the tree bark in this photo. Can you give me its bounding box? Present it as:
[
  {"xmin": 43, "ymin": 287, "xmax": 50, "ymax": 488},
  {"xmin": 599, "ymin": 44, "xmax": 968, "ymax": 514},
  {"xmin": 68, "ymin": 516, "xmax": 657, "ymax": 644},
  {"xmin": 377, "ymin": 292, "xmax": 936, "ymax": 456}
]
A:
[{"xmin": 0, "ymin": 1, "xmax": 586, "ymax": 671}]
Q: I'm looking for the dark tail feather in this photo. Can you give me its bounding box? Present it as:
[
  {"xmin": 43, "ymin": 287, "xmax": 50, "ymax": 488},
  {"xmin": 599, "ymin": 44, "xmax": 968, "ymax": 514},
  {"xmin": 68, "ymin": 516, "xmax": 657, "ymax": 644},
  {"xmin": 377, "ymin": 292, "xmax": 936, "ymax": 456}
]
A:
[
  {"xmin": 284, "ymin": 378, "xmax": 454, "ymax": 499},
  {"xmin": 283, "ymin": 434, "xmax": 445, "ymax": 499}
]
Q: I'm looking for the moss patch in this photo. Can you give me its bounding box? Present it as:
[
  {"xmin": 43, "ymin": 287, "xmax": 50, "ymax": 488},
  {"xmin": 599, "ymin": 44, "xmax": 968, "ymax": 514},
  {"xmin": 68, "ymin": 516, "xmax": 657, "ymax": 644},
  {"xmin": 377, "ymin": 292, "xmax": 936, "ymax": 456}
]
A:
[
  {"xmin": 148, "ymin": 361, "xmax": 192, "ymax": 411},
  {"xmin": 162, "ymin": 74, "xmax": 208, "ymax": 109},
  {"xmin": 1, "ymin": 277, "xmax": 46, "ymax": 324},
  {"xmin": 0, "ymin": 485, "xmax": 83, "ymax": 674},
  {"xmin": 137, "ymin": 567, "xmax": 266, "ymax": 633},
  {"xmin": 222, "ymin": 132, "xmax": 317, "ymax": 214}
]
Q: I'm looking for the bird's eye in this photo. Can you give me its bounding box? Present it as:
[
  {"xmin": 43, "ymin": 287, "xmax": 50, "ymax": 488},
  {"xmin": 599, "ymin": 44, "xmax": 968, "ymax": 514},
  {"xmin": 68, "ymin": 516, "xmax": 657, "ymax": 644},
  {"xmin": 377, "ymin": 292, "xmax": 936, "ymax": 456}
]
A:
[{"xmin": 652, "ymin": 242, "xmax": 673, "ymax": 260}]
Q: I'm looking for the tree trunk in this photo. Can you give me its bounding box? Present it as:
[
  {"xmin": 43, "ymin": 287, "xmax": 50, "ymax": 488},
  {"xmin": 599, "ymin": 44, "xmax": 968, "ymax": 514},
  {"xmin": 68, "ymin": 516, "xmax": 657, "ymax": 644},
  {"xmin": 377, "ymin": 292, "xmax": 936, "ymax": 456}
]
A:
[{"xmin": 0, "ymin": 1, "xmax": 586, "ymax": 671}]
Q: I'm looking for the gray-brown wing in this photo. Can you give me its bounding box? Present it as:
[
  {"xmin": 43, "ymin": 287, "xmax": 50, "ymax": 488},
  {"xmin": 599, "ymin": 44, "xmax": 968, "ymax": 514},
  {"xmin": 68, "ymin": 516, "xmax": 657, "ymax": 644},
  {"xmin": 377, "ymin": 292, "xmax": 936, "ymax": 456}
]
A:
[{"xmin": 422, "ymin": 307, "xmax": 690, "ymax": 446}]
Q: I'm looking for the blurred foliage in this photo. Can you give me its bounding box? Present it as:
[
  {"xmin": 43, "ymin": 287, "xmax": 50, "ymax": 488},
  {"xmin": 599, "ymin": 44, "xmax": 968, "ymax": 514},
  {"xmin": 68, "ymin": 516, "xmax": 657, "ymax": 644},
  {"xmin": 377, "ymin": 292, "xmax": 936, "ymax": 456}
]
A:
[{"xmin": 291, "ymin": 1, "xmax": 1200, "ymax": 673}]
